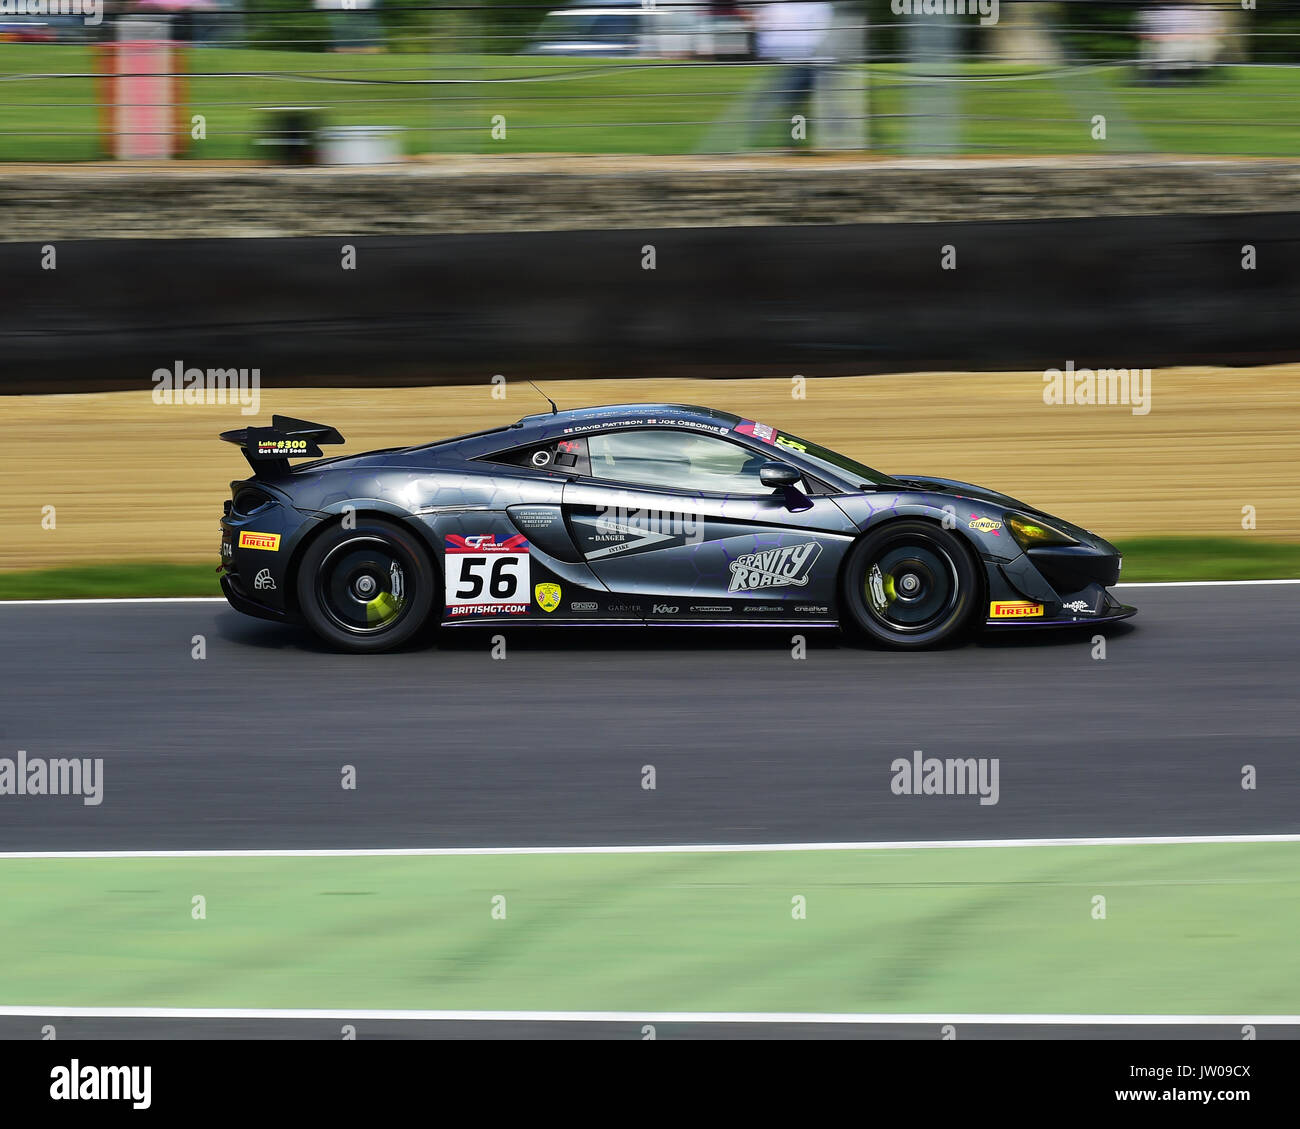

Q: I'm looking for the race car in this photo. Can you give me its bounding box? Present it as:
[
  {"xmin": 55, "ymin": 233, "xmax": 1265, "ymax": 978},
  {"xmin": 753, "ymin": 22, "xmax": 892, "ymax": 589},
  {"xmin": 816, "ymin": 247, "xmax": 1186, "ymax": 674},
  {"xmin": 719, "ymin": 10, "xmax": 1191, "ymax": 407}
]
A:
[{"xmin": 217, "ymin": 405, "xmax": 1136, "ymax": 653}]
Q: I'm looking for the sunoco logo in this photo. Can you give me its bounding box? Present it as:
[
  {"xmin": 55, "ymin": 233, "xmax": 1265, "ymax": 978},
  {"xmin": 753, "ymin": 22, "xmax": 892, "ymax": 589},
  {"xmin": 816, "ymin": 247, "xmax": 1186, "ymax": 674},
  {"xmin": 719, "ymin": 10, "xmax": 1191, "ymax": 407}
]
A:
[{"xmin": 728, "ymin": 542, "xmax": 821, "ymax": 593}]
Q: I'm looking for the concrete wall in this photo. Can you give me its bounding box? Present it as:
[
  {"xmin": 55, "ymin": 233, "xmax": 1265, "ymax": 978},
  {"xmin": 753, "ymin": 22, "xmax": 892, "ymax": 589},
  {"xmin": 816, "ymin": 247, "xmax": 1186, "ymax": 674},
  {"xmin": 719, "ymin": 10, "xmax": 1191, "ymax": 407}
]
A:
[{"xmin": 2, "ymin": 156, "xmax": 1299, "ymax": 242}]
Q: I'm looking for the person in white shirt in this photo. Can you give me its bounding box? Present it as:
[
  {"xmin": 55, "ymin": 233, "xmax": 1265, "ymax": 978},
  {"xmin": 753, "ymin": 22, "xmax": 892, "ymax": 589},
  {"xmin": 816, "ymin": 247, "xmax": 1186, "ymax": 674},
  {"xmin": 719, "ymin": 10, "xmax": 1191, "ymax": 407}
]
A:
[{"xmin": 748, "ymin": 0, "xmax": 834, "ymax": 147}]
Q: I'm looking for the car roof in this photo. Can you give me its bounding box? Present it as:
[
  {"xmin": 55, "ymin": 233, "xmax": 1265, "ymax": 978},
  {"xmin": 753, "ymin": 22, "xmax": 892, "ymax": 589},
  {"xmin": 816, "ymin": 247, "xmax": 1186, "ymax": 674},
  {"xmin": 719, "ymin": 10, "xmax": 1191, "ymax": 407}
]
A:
[
  {"xmin": 515, "ymin": 403, "xmax": 740, "ymax": 431},
  {"xmin": 439, "ymin": 403, "xmax": 742, "ymax": 460}
]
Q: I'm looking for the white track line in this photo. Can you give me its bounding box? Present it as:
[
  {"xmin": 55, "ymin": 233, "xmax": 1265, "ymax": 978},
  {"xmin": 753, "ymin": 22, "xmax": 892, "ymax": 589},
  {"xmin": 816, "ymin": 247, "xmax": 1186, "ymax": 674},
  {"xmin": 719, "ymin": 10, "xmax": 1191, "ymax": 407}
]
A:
[
  {"xmin": 0, "ymin": 1006, "xmax": 1295, "ymax": 1026},
  {"xmin": 1116, "ymin": 579, "xmax": 1299, "ymax": 588},
  {"xmin": 2, "ymin": 833, "xmax": 1298, "ymax": 861}
]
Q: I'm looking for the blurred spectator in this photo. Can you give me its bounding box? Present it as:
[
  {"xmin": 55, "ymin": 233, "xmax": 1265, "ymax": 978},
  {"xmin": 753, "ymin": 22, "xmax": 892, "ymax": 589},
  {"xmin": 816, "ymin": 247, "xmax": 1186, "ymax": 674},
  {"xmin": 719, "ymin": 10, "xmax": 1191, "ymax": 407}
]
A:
[
  {"xmin": 749, "ymin": 0, "xmax": 833, "ymax": 147},
  {"xmin": 135, "ymin": 0, "xmax": 219, "ymax": 45},
  {"xmin": 314, "ymin": 0, "xmax": 383, "ymax": 53},
  {"xmin": 1137, "ymin": 1, "xmax": 1224, "ymax": 83}
]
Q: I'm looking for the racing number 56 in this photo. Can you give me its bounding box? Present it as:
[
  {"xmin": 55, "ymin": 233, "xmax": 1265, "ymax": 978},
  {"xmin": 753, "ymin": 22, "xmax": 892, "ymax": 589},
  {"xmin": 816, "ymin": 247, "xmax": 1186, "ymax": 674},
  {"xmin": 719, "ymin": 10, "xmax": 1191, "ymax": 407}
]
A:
[{"xmin": 454, "ymin": 555, "xmax": 524, "ymax": 600}]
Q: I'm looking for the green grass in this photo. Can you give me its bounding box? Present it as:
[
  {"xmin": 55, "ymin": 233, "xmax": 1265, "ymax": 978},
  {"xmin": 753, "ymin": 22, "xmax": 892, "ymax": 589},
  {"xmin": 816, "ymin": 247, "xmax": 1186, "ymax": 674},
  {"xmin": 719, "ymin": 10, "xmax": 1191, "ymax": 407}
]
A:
[
  {"xmin": 871, "ymin": 62, "xmax": 1300, "ymax": 157},
  {"xmin": 0, "ymin": 538, "xmax": 1294, "ymax": 599},
  {"xmin": 0, "ymin": 45, "xmax": 766, "ymax": 159},
  {"xmin": 0, "ymin": 45, "xmax": 1296, "ymax": 160},
  {"xmin": 1, "ymin": 843, "xmax": 1296, "ymax": 1012},
  {"xmin": 0, "ymin": 562, "xmax": 222, "ymax": 600},
  {"xmin": 1114, "ymin": 538, "xmax": 1300, "ymax": 582}
]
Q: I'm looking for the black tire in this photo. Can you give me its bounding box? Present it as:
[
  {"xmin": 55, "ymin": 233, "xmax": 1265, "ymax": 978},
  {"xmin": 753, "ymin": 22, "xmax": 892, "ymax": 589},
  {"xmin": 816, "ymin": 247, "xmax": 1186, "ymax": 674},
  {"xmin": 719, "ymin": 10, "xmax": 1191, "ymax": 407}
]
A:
[
  {"xmin": 296, "ymin": 517, "xmax": 436, "ymax": 653},
  {"xmin": 840, "ymin": 520, "xmax": 981, "ymax": 649}
]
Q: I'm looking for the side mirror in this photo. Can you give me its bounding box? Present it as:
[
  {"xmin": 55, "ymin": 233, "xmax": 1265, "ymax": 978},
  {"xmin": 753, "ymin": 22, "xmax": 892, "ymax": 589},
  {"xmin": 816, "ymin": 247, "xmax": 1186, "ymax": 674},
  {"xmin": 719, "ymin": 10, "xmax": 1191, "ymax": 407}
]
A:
[{"xmin": 760, "ymin": 462, "xmax": 801, "ymax": 488}]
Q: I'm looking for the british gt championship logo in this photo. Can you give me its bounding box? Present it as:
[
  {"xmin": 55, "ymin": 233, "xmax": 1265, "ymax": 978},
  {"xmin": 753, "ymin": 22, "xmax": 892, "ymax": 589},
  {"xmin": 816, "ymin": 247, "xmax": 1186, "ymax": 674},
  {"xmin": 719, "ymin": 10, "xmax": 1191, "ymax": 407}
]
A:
[
  {"xmin": 445, "ymin": 533, "xmax": 531, "ymax": 616},
  {"xmin": 728, "ymin": 542, "xmax": 822, "ymax": 593}
]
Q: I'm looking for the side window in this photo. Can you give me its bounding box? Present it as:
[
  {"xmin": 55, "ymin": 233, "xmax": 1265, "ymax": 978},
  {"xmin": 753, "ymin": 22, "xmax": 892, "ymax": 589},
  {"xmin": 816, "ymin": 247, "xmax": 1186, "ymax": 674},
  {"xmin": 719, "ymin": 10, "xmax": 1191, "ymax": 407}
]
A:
[
  {"xmin": 490, "ymin": 436, "xmax": 590, "ymax": 477},
  {"xmin": 586, "ymin": 428, "xmax": 773, "ymax": 494}
]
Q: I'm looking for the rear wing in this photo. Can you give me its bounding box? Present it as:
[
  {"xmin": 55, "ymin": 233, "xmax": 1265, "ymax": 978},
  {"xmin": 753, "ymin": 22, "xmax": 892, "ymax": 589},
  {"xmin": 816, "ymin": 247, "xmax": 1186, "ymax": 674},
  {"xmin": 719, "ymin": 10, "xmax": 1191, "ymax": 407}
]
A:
[{"xmin": 220, "ymin": 415, "xmax": 344, "ymax": 475}]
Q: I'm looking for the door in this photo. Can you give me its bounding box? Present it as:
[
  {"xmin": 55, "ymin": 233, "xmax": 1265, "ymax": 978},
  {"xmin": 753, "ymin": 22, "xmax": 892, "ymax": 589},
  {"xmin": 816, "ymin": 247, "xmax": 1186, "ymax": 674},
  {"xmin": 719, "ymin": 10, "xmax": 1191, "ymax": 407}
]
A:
[{"xmin": 560, "ymin": 427, "xmax": 856, "ymax": 622}]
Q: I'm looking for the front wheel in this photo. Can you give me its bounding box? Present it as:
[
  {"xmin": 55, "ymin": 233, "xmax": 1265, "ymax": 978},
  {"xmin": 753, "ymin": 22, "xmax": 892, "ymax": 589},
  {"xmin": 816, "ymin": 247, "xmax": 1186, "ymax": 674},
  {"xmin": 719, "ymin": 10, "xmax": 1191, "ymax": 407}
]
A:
[
  {"xmin": 296, "ymin": 517, "xmax": 435, "ymax": 653},
  {"xmin": 840, "ymin": 520, "xmax": 981, "ymax": 649}
]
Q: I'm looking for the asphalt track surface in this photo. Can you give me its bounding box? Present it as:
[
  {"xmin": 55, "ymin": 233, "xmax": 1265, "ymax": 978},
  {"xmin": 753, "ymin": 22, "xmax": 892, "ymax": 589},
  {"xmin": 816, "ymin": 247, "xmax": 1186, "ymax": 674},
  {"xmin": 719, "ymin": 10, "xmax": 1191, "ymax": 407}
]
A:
[
  {"xmin": 2, "ymin": 583, "xmax": 1297, "ymax": 1040},
  {"xmin": 0, "ymin": 585, "xmax": 1295, "ymax": 851}
]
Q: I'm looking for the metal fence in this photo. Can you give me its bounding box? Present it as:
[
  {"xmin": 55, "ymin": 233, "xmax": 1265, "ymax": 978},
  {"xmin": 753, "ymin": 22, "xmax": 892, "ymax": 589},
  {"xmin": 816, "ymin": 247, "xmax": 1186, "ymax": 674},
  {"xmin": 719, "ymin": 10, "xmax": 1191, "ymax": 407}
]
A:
[{"xmin": 0, "ymin": 1, "xmax": 1297, "ymax": 162}]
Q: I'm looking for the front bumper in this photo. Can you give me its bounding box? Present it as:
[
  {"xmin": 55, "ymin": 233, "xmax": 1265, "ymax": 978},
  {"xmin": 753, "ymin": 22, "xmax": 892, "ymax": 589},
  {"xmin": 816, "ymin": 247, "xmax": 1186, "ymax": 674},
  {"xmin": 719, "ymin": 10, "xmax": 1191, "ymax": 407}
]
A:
[
  {"xmin": 983, "ymin": 541, "xmax": 1136, "ymax": 629},
  {"xmin": 984, "ymin": 591, "xmax": 1137, "ymax": 629}
]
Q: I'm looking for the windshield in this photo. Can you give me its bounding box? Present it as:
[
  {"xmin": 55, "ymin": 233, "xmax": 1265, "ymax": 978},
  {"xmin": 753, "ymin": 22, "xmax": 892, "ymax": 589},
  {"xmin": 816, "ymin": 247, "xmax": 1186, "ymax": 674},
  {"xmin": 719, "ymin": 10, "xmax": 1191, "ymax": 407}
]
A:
[
  {"xmin": 776, "ymin": 432, "xmax": 897, "ymax": 488},
  {"xmin": 727, "ymin": 416, "xmax": 896, "ymax": 487}
]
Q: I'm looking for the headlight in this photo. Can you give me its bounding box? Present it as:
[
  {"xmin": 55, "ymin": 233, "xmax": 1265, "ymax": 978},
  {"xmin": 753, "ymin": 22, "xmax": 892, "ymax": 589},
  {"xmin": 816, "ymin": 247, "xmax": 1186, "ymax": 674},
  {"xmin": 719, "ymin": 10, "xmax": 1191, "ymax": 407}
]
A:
[{"xmin": 1006, "ymin": 513, "xmax": 1078, "ymax": 550}]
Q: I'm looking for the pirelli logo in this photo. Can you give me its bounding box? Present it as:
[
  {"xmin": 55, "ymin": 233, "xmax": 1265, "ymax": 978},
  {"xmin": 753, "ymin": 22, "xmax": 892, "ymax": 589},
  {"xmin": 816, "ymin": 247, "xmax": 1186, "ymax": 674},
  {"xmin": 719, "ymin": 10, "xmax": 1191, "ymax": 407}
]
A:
[
  {"xmin": 990, "ymin": 600, "xmax": 1043, "ymax": 619},
  {"xmin": 238, "ymin": 531, "xmax": 281, "ymax": 552}
]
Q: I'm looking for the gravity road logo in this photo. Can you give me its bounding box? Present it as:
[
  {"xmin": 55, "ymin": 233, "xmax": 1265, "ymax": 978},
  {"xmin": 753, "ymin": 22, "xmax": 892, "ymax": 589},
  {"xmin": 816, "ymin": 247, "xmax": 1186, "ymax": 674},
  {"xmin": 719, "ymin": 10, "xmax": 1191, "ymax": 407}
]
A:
[{"xmin": 728, "ymin": 542, "xmax": 822, "ymax": 592}]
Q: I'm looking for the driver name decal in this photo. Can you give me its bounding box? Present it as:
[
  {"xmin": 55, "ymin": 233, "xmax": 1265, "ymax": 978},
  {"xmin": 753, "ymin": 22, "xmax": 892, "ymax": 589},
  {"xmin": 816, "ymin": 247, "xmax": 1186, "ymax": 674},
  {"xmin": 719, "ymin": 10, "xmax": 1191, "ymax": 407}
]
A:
[{"xmin": 728, "ymin": 542, "xmax": 822, "ymax": 593}]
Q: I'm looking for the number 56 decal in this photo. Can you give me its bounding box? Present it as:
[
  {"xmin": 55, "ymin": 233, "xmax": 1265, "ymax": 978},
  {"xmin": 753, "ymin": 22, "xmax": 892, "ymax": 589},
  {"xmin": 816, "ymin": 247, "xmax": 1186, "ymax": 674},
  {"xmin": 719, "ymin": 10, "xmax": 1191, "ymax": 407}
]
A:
[{"xmin": 445, "ymin": 534, "xmax": 531, "ymax": 616}]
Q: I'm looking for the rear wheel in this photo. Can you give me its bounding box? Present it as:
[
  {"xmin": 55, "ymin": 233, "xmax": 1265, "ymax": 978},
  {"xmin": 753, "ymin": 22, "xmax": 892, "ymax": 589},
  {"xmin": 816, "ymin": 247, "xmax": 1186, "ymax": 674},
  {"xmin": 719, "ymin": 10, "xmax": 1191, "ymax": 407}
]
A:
[
  {"xmin": 841, "ymin": 520, "xmax": 981, "ymax": 649},
  {"xmin": 296, "ymin": 517, "xmax": 435, "ymax": 653}
]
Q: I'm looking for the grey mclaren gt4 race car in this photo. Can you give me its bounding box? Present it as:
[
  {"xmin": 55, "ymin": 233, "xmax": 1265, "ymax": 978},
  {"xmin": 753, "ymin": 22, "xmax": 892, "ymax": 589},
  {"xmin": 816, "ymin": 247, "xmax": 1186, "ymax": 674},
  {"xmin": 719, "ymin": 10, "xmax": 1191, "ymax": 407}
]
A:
[{"xmin": 217, "ymin": 405, "xmax": 1136, "ymax": 653}]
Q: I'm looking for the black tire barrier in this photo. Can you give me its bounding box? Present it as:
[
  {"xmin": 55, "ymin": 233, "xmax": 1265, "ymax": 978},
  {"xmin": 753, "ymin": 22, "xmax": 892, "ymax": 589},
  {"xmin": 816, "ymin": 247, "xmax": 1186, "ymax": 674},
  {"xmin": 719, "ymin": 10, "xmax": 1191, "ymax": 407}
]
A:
[{"xmin": 2, "ymin": 211, "xmax": 1297, "ymax": 393}]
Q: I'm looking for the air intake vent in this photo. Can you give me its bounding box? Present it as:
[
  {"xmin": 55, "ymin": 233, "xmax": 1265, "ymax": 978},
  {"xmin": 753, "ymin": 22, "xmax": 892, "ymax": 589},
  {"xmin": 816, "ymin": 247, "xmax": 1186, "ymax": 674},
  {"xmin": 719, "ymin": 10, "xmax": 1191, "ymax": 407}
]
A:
[{"xmin": 232, "ymin": 488, "xmax": 274, "ymax": 516}]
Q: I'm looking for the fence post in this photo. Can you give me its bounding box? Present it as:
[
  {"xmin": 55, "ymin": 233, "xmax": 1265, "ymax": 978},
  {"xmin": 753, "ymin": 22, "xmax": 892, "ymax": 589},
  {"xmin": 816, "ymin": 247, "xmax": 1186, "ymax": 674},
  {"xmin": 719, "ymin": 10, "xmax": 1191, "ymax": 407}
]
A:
[
  {"xmin": 812, "ymin": 2, "xmax": 868, "ymax": 150},
  {"xmin": 902, "ymin": 7, "xmax": 959, "ymax": 155},
  {"xmin": 101, "ymin": 15, "xmax": 182, "ymax": 161}
]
